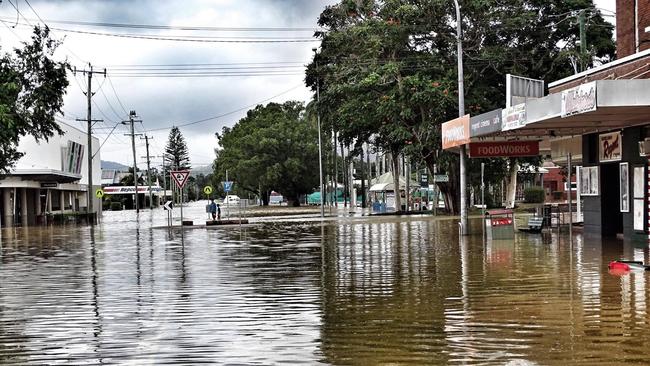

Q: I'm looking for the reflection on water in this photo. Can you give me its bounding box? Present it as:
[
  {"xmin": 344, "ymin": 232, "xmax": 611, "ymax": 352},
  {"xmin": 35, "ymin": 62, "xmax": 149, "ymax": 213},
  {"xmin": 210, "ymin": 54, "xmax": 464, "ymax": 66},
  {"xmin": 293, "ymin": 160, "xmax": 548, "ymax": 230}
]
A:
[{"xmin": 2, "ymin": 215, "xmax": 650, "ymax": 364}]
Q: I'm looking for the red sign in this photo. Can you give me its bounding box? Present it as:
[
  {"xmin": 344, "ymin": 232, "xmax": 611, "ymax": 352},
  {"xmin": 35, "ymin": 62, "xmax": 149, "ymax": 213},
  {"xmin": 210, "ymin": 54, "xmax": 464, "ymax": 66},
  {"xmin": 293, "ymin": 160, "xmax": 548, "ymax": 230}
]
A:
[
  {"xmin": 490, "ymin": 218, "xmax": 513, "ymax": 226},
  {"xmin": 468, "ymin": 141, "xmax": 539, "ymax": 158}
]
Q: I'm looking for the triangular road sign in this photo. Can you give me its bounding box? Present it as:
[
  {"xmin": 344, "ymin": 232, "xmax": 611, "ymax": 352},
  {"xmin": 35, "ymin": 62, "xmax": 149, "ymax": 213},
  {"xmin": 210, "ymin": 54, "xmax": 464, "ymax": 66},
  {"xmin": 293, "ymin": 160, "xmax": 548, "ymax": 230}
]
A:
[{"xmin": 171, "ymin": 170, "xmax": 190, "ymax": 189}]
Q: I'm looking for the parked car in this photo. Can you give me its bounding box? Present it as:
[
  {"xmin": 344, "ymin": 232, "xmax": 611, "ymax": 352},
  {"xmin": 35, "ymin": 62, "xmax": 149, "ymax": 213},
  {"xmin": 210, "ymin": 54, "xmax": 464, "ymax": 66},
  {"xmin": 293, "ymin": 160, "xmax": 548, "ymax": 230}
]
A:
[{"xmin": 224, "ymin": 195, "xmax": 240, "ymax": 205}]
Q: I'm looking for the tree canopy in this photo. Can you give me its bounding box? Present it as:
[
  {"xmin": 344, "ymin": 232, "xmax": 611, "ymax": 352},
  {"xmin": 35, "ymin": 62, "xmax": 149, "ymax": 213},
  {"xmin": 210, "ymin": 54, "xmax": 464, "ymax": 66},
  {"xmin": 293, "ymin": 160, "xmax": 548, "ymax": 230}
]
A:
[
  {"xmin": 213, "ymin": 101, "xmax": 319, "ymax": 206},
  {"xmin": 164, "ymin": 126, "xmax": 191, "ymax": 171},
  {"xmin": 0, "ymin": 26, "xmax": 70, "ymax": 173},
  {"xmin": 306, "ymin": 0, "xmax": 614, "ymax": 213}
]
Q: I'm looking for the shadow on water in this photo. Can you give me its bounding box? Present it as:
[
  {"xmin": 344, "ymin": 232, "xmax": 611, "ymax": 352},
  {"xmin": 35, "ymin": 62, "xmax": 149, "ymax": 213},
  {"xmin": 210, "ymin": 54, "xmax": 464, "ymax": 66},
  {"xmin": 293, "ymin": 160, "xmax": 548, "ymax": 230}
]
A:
[{"xmin": 2, "ymin": 216, "xmax": 650, "ymax": 364}]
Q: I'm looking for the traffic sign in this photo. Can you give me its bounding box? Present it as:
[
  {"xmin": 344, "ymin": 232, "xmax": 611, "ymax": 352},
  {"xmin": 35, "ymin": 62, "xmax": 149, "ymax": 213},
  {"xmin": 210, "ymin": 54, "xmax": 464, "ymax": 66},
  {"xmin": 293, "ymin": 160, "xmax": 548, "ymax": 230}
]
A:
[
  {"xmin": 434, "ymin": 174, "xmax": 449, "ymax": 183},
  {"xmin": 170, "ymin": 170, "xmax": 190, "ymax": 189},
  {"xmin": 95, "ymin": 188, "xmax": 104, "ymax": 198},
  {"xmin": 222, "ymin": 181, "xmax": 233, "ymax": 192},
  {"xmin": 163, "ymin": 200, "xmax": 173, "ymax": 211},
  {"xmin": 203, "ymin": 185, "xmax": 213, "ymax": 195}
]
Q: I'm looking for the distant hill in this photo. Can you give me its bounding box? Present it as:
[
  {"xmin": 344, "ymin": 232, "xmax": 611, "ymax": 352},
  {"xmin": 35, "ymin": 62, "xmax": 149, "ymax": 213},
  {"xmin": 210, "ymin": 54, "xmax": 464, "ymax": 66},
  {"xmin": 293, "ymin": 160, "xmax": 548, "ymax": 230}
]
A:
[
  {"xmin": 190, "ymin": 165, "xmax": 213, "ymax": 176},
  {"xmin": 101, "ymin": 160, "xmax": 129, "ymax": 171}
]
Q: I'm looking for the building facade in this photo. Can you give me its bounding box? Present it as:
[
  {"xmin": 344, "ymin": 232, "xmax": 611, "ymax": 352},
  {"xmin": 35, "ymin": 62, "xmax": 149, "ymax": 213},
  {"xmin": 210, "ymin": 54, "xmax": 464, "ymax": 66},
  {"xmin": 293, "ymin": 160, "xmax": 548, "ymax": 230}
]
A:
[{"xmin": 0, "ymin": 122, "xmax": 101, "ymax": 227}]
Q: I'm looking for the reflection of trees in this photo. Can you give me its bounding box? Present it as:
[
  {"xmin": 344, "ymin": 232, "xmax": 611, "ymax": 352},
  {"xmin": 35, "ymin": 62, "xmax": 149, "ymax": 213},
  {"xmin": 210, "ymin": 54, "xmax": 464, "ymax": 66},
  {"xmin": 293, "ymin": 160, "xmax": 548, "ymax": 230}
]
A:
[{"xmin": 320, "ymin": 220, "xmax": 463, "ymax": 365}]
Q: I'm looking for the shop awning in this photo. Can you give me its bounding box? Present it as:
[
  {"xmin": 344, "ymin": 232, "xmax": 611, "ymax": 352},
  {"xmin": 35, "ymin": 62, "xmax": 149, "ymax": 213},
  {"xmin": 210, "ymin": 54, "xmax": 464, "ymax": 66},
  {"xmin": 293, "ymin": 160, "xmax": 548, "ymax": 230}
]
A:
[{"xmin": 8, "ymin": 169, "xmax": 82, "ymax": 183}]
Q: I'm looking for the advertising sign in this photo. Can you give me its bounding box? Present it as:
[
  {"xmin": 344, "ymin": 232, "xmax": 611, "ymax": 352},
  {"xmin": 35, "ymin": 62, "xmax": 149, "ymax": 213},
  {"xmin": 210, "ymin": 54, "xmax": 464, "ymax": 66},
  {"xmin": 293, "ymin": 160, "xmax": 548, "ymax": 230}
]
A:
[
  {"xmin": 561, "ymin": 81, "xmax": 596, "ymax": 117},
  {"xmin": 468, "ymin": 141, "xmax": 539, "ymax": 158},
  {"xmin": 599, "ymin": 131, "xmax": 621, "ymax": 162},
  {"xmin": 441, "ymin": 115, "xmax": 470, "ymax": 149},
  {"xmin": 470, "ymin": 109, "xmax": 502, "ymax": 137},
  {"xmin": 501, "ymin": 103, "xmax": 526, "ymax": 131}
]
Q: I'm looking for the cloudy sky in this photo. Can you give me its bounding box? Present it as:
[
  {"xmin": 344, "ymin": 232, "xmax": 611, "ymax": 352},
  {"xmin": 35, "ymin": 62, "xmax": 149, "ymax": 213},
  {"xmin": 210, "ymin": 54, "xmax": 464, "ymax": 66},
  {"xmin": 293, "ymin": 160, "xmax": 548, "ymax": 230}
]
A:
[{"xmin": 0, "ymin": 0, "xmax": 615, "ymax": 170}]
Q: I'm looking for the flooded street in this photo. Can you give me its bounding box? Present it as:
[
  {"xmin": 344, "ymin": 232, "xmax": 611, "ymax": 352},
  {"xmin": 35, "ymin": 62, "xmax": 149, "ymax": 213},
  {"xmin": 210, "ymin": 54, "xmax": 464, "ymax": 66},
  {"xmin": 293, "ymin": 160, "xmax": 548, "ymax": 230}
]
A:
[{"xmin": 1, "ymin": 204, "xmax": 650, "ymax": 364}]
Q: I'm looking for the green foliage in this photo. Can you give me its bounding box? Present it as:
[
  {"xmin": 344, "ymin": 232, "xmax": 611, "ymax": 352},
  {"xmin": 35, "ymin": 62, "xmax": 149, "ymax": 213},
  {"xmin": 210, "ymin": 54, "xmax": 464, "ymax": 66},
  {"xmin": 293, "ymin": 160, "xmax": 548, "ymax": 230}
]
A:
[
  {"xmin": 524, "ymin": 186, "xmax": 545, "ymax": 203},
  {"xmin": 0, "ymin": 26, "xmax": 70, "ymax": 173},
  {"xmin": 110, "ymin": 202, "xmax": 123, "ymax": 211},
  {"xmin": 164, "ymin": 126, "xmax": 191, "ymax": 171},
  {"xmin": 213, "ymin": 101, "xmax": 319, "ymax": 206},
  {"xmin": 119, "ymin": 167, "xmax": 145, "ymax": 186},
  {"xmin": 306, "ymin": 0, "xmax": 614, "ymax": 214}
]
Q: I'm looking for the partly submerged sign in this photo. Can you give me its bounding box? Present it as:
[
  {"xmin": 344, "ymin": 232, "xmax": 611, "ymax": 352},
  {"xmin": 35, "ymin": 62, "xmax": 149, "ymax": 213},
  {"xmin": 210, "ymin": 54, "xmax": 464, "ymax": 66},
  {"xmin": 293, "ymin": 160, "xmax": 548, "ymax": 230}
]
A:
[{"xmin": 561, "ymin": 81, "xmax": 596, "ymax": 117}]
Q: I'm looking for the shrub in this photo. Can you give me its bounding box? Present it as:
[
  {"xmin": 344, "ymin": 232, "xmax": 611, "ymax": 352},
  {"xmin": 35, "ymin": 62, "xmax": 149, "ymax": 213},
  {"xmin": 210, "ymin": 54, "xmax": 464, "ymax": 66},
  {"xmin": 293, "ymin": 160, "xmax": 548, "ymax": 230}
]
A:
[
  {"xmin": 110, "ymin": 202, "xmax": 123, "ymax": 211},
  {"xmin": 524, "ymin": 186, "xmax": 545, "ymax": 203}
]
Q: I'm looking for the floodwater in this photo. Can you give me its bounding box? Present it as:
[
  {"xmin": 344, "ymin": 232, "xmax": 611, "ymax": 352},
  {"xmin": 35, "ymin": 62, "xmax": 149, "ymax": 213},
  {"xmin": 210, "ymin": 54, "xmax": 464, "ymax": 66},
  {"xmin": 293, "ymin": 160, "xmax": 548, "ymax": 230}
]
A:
[{"xmin": 1, "ymin": 203, "xmax": 650, "ymax": 364}]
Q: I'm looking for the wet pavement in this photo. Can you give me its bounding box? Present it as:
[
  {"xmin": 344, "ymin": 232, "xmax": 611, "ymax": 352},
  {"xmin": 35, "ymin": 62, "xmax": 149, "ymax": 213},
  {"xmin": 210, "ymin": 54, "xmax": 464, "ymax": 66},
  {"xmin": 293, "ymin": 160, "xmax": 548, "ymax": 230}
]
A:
[{"xmin": 1, "ymin": 202, "xmax": 650, "ymax": 364}]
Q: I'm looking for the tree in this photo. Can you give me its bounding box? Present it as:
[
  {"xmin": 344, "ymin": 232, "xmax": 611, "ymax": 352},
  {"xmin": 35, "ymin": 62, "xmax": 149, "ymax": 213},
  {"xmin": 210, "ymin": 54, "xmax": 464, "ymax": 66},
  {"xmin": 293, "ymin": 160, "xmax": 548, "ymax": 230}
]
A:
[
  {"xmin": 164, "ymin": 126, "xmax": 191, "ymax": 171},
  {"xmin": 214, "ymin": 101, "xmax": 319, "ymax": 206},
  {"xmin": 306, "ymin": 0, "xmax": 614, "ymax": 213},
  {"xmin": 0, "ymin": 26, "xmax": 69, "ymax": 173},
  {"xmin": 119, "ymin": 167, "xmax": 144, "ymax": 186}
]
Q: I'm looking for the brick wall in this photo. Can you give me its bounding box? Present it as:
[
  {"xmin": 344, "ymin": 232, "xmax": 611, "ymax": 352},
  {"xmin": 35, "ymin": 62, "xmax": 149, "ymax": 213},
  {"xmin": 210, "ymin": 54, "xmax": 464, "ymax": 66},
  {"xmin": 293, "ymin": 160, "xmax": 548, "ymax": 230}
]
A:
[{"xmin": 617, "ymin": 0, "xmax": 650, "ymax": 58}]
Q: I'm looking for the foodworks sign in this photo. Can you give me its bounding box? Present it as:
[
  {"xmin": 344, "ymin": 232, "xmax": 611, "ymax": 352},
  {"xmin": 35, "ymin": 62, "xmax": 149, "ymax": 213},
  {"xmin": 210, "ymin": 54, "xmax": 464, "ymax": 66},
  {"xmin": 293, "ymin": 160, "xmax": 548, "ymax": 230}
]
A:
[{"xmin": 469, "ymin": 141, "xmax": 540, "ymax": 158}]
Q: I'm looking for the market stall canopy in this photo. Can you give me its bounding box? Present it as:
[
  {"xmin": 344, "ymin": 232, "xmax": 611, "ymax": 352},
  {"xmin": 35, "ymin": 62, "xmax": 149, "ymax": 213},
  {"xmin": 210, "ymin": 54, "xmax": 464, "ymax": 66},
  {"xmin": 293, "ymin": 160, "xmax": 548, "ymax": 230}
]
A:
[{"xmin": 369, "ymin": 172, "xmax": 418, "ymax": 192}]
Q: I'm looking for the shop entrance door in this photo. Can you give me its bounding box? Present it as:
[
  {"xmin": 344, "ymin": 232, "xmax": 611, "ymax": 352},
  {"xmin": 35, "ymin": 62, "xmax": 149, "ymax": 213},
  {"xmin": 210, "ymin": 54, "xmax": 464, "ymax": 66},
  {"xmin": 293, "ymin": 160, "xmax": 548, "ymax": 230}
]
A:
[{"xmin": 601, "ymin": 162, "xmax": 623, "ymax": 236}]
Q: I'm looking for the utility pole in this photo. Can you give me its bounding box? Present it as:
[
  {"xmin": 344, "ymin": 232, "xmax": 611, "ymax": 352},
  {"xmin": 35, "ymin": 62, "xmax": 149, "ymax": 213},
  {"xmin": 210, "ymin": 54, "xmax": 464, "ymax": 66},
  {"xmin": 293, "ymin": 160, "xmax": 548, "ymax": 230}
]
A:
[
  {"xmin": 74, "ymin": 64, "xmax": 106, "ymax": 223},
  {"xmin": 123, "ymin": 111, "xmax": 142, "ymax": 213},
  {"xmin": 141, "ymin": 135, "xmax": 153, "ymax": 209},
  {"xmin": 453, "ymin": 0, "xmax": 468, "ymax": 235},
  {"xmin": 313, "ymin": 48, "xmax": 325, "ymax": 217},
  {"xmin": 579, "ymin": 9, "xmax": 587, "ymax": 72}
]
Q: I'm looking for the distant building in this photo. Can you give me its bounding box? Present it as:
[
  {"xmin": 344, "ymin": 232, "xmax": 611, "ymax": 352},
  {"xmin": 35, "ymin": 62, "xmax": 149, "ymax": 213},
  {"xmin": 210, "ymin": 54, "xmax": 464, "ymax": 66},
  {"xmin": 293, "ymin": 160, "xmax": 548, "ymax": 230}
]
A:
[{"xmin": 0, "ymin": 121, "xmax": 101, "ymax": 227}]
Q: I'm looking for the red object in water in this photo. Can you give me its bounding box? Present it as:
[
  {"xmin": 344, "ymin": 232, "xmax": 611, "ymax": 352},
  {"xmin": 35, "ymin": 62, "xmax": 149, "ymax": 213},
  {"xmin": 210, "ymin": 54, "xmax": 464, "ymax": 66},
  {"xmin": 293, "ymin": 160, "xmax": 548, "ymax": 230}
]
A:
[{"xmin": 608, "ymin": 261, "xmax": 631, "ymax": 271}]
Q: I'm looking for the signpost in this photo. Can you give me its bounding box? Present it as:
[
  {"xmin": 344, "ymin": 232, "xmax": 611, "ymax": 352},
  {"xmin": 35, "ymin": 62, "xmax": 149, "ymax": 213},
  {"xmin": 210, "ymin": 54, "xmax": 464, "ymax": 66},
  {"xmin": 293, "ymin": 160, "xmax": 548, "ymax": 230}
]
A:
[
  {"xmin": 163, "ymin": 200, "xmax": 173, "ymax": 227},
  {"xmin": 170, "ymin": 170, "xmax": 190, "ymax": 226},
  {"xmin": 203, "ymin": 185, "xmax": 213, "ymax": 196},
  {"xmin": 222, "ymin": 180, "xmax": 233, "ymax": 219}
]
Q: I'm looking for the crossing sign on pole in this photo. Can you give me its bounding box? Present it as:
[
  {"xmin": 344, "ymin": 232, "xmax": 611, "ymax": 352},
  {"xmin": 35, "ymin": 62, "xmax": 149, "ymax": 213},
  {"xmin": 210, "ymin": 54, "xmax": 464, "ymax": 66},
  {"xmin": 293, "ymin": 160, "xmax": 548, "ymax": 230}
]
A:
[
  {"xmin": 222, "ymin": 181, "xmax": 233, "ymax": 192},
  {"xmin": 203, "ymin": 185, "xmax": 213, "ymax": 195},
  {"xmin": 170, "ymin": 170, "xmax": 190, "ymax": 189}
]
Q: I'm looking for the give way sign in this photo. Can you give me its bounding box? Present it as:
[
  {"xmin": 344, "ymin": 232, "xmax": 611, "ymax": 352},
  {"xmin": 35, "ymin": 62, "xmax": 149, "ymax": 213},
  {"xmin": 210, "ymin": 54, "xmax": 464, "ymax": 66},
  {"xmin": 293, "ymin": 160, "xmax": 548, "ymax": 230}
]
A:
[{"xmin": 170, "ymin": 170, "xmax": 190, "ymax": 189}]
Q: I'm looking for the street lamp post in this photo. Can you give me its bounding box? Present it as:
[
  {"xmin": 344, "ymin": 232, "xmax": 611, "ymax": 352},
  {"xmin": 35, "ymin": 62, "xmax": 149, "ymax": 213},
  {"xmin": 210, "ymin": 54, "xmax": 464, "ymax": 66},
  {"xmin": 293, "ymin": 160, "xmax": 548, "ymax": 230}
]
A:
[
  {"xmin": 313, "ymin": 48, "xmax": 325, "ymax": 218},
  {"xmin": 453, "ymin": 0, "xmax": 469, "ymax": 236}
]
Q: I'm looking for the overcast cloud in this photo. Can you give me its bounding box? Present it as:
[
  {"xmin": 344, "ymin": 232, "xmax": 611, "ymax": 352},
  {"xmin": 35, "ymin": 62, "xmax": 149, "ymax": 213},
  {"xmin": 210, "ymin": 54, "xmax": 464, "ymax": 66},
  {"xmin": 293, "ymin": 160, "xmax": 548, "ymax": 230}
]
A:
[{"xmin": 0, "ymin": 0, "xmax": 615, "ymax": 169}]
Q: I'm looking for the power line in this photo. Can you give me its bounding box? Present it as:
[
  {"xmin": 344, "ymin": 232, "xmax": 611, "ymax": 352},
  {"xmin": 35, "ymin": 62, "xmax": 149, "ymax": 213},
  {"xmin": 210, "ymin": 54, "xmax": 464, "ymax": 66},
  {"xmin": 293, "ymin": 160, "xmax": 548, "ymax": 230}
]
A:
[
  {"xmin": 3, "ymin": 16, "xmax": 321, "ymax": 32},
  {"xmin": 145, "ymin": 83, "xmax": 304, "ymax": 132}
]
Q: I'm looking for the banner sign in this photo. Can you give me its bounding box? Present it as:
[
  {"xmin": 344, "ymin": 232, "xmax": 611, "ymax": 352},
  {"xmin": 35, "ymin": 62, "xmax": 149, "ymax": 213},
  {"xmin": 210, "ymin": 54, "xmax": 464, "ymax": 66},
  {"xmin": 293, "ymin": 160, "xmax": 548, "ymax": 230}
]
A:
[
  {"xmin": 501, "ymin": 103, "xmax": 526, "ymax": 131},
  {"xmin": 103, "ymin": 186, "xmax": 162, "ymax": 194},
  {"xmin": 468, "ymin": 141, "xmax": 539, "ymax": 158},
  {"xmin": 470, "ymin": 109, "xmax": 502, "ymax": 137},
  {"xmin": 599, "ymin": 131, "xmax": 621, "ymax": 162},
  {"xmin": 441, "ymin": 115, "xmax": 470, "ymax": 149},
  {"xmin": 62, "ymin": 140, "xmax": 84, "ymax": 175},
  {"xmin": 561, "ymin": 81, "xmax": 596, "ymax": 117}
]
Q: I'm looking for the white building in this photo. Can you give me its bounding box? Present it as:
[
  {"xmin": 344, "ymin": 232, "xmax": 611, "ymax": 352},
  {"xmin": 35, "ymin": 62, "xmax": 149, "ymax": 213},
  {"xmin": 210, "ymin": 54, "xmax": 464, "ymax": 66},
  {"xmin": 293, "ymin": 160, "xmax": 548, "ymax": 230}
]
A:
[{"xmin": 0, "ymin": 121, "xmax": 101, "ymax": 227}]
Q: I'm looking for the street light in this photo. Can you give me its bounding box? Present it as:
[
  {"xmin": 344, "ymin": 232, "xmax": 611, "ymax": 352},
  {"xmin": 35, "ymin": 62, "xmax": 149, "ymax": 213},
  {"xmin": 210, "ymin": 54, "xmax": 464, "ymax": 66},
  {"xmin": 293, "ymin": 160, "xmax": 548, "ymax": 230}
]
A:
[
  {"xmin": 313, "ymin": 47, "xmax": 325, "ymax": 218},
  {"xmin": 453, "ymin": 0, "xmax": 469, "ymax": 236}
]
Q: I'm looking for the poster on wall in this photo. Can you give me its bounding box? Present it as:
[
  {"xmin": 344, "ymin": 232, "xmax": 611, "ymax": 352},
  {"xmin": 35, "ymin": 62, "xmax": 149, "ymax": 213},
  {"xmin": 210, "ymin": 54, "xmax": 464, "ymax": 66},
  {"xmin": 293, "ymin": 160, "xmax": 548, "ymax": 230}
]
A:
[
  {"xmin": 599, "ymin": 131, "xmax": 622, "ymax": 162},
  {"xmin": 579, "ymin": 166, "xmax": 599, "ymax": 196},
  {"xmin": 620, "ymin": 163, "xmax": 629, "ymax": 212},
  {"xmin": 634, "ymin": 166, "xmax": 645, "ymax": 199},
  {"xmin": 634, "ymin": 199, "xmax": 644, "ymax": 231}
]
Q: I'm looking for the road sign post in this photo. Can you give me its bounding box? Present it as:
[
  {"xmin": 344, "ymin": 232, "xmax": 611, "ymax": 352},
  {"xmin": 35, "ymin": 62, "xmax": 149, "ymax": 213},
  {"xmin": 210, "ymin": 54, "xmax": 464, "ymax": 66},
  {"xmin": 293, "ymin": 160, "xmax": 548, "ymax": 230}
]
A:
[
  {"xmin": 222, "ymin": 180, "xmax": 233, "ymax": 219},
  {"xmin": 163, "ymin": 200, "xmax": 173, "ymax": 227},
  {"xmin": 171, "ymin": 170, "xmax": 190, "ymax": 226}
]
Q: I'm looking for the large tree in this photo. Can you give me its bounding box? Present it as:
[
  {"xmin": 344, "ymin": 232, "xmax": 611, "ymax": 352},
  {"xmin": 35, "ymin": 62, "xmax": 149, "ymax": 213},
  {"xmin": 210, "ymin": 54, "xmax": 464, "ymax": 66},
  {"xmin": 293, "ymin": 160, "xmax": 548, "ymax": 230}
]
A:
[
  {"xmin": 164, "ymin": 126, "xmax": 191, "ymax": 171},
  {"xmin": 307, "ymin": 0, "xmax": 614, "ymax": 213},
  {"xmin": 0, "ymin": 26, "xmax": 69, "ymax": 173},
  {"xmin": 213, "ymin": 101, "xmax": 319, "ymax": 206}
]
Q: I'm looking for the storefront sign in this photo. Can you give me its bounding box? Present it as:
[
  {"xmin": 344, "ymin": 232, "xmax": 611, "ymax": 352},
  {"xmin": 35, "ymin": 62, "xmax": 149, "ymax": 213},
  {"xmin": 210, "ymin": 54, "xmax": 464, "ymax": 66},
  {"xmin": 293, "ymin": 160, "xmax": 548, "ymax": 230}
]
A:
[
  {"xmin": 468, "ymin": 141, "xmax": 539, "ymax": 158},
  {"xmin": 561, "ymin": 81, "xmax": 596, "ymax": 117},
  {"xmin": 599, "ymin": 131, "xmax": 621, "ymax": 162},
  {"xmin": 501, "ymin": 103, "xmax": 526, "ymax": 131},
  {"xmin": 103, "ymin": 186, "xmax": 162, "ymax": 194},
  {"xmin": 40, "ymin": 182, "xmax": 58, "ymax": 188},
  {"xmin": 490, "ymin": 217, "xmax": 513, "ymax": 226},
  {"xmin": 470, "ymin": 109, "xmax": 502, "ymax": 137},
  {"xmin": 441, "ymin": 115, "xmax": 470, "ymax": 149}
]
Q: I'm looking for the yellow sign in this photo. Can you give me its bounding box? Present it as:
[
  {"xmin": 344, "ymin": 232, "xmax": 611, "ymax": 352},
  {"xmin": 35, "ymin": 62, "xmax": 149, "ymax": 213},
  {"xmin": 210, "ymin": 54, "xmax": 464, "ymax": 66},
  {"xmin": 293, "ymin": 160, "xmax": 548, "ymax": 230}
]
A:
[
  {"xmin": 95, "ymin": 189, "xmax": 104, "ymax": 198},
  {"xmin": 203, "ymin": 185, "xmax": 213, "ymax": 195}
]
